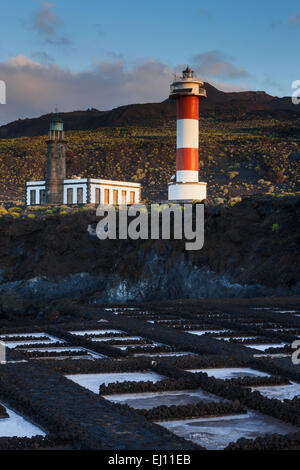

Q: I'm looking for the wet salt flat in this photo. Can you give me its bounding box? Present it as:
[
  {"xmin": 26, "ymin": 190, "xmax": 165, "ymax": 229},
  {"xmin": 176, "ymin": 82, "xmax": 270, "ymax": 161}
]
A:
[
  {"xmin": 188, "ymin": 330, "xmax": 231, "ymax": 336},
  {"xmin": 0, "ymin": 333, "xmax": 65, "ymax": 349},
  {"xmin": 66, "ymin": 371, "xmax": 165, "ymax": 394},
  {"xmin": 0, "ymin": 332, "xmax": 49, "ymax": 339},
  {"xmin": 5, "ymin": 339, "xmax": 65, "ymax": 349},
  {"xmin": 186, "ymin": 368, "xmax": 270, "ymax": 380},
  {"xmin": 0, "ymin": 401, "xmax": 45, "ymax": 438},
  {"xmin": 134, "ymin": 352, "xmax": 197, "ymax": 358},
  {"xmin": 157, "ymin": 411, "xmax": 298, "ymax": 450},
  {"xmin": 277, "ymin": 311, "xmax": 297, "ymax": 314},
  {"xmin": 252, "ymin": 382, "xmax": 300, "ymax": 401},
  {"xmin": 215, "ymin": 337, "xmax": 258, "ymax": 342},
  {"xmin": 26, "ymin": 346, "xmax": 85, "ymax": 353},
  {"xmin": 91, "ymin": 336, "xmax": 143, "ymax": 343},
  {"xmin": 252, "ymin": 308, "xmax": 274, "ymax": 310},
  {"xmin": 69, "ymin": 329, "xmax": 125, "ymax": 336},
  {"xmin": 245, "ymin": 343, "xmax": 288, "ymax": 351},
  {"xmin": 254, "ymin": 353, "xmax": 291, "ymax": 359},
  {"xmin": 104, "ymin": 308, "xmax": 138, "ymax": 311},
  {"xmin": 156, "ymin": 320, "xmax": 183, "ymax": 324},
  {"xmin": 113, "ymin": 343, "xmax": 163, "ymax": 351},
  {"xmin": 24, "ymin": 346, "xmax": 106, "ymax": 359},
  {"xmin": 105, "ymin": 388, "xmax": 224, "ymax": 409}
]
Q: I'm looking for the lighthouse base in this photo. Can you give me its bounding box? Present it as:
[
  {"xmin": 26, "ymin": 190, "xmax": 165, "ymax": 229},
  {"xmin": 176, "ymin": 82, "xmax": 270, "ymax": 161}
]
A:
[{"xmin": 168, "ymin": 182, "xmax": 207, "ymax": 202}]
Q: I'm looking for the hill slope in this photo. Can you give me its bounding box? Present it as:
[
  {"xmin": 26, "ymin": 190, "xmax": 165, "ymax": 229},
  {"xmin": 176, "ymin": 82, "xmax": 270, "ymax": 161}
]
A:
[{"xmin": 0, "ymin": 83, "xmax": 299, "ymax": 139}]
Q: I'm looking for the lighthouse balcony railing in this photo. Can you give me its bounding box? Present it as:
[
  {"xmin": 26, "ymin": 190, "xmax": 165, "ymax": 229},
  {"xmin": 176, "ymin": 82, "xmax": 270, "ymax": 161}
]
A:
[{"xmin": 170, "ymin": 87, "xmax": 207, "ymax": 98}]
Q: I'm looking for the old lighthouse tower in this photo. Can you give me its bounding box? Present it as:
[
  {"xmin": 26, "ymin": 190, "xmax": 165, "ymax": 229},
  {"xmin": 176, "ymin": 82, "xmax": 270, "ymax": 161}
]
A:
[{"xmin": 45, "ymin": 113, "xmax": 66, "ymax": 204}]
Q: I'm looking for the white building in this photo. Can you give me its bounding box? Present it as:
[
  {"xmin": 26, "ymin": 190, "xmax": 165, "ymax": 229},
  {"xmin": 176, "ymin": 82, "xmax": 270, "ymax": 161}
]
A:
[
  {"xmin": 26, "ymin": 178, "xmax": 141, "ymax": 206},
  {"xmin": 25, "ymin": 114, "xmax": 141, "ymax": 206}
]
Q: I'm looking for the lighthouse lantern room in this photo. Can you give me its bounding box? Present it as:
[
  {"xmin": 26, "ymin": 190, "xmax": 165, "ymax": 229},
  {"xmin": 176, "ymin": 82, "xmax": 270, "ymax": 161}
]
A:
[{"xmin": 168, "ymin": 66, "xmax": 207, "ymax": 202}]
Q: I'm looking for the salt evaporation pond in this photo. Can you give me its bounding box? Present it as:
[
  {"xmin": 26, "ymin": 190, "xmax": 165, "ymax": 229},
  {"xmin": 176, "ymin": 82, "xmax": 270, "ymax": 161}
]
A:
[
  {"xmin": 252, "ymin": 382, "xmax": 300, "ymax": 401},
  {"xmin": 114, "ymin": 343, "xmax": 163, "ymax": 351},
  {"xmin": 105, "ymin": 388, "xmax": 225, "ymax": 409},
  {"xmin": 186, "ymin": 368, "xmax": 270, "ymax": 380},
  {"xmin": 134, "ymin": 352, "xmax": 197, "ymax": 358},
  {"xmin": 0, "ymin": 401, "xmax": 45, "ymax": 438},
  {"xmin": 245, "ymin": 343, "xmax": 288, "ymax": 351},
  {"xmin": 277, "ymin": 311, "xmax": 298, "ymax": 314},
  {"xmin": 0, "ymin": 332, "xmax": 52, "ymax": 339},
  {"xmin": 0, "ymin": 332, "xmax": 65, "ymax": 349},
  {"xmin": 157, "ymin": 411, "xmax": 298, "ymax": 450},
  {"xmin": 92, "ymin": 336, "xmax": 143, "ymax": 343},
  {"xmin": 188, "ymin": 330, "xmax": 231, "ymax": 336},
  {"xmin": 66, "ymin": 371, "xmax": 165, "ymax": 393},
  {"xmin": 215, "ymin": 337, "xmax": 258, "ymax": 342},
  {"xmin": 25, "ymin": 346, "xmax": 106, "ymax": 360},
  {"xmin": 69, "ymin": 329, "xmax": 125, "ymax": 336}
]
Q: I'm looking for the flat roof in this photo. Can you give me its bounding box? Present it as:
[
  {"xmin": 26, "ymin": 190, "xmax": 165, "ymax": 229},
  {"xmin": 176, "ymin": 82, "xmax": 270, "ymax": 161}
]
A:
[{"xmin": 26, "ymin": 179, "xmax": 140, "ymax": 187}]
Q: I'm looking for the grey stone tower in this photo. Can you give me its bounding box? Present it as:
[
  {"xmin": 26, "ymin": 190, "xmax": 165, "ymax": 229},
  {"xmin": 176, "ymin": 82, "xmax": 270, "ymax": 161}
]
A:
[{"xmin": 45, "ymin": 114, "xmax": 66, "ymax": 204}]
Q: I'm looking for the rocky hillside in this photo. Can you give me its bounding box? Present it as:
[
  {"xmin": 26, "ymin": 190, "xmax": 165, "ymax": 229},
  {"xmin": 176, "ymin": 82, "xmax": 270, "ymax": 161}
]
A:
[
  {"xmin": 0, "ymin": 195, "xmax": 299, "ymax": 315},
  {"xmin": 0, "ymin": 83, "xmax": 299, "ymax": 139},
  {"xmin": 0, "ymin": 120, "xmax": 299, "ymax": 203}
]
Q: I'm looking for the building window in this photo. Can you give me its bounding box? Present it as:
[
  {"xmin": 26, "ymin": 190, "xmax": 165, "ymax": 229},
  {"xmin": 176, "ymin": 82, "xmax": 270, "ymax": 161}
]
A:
[
  {"xmin": 77, "ymin": 187, "xmax": 83, "ymax": 204},
  {"xmin": 40, "ymin": 190, "xmax": 46, "ymax": 204},
  {"xmin": 122, "ymin": 190, "xmax": 127, "ymax": 204},
  {"xmin": 95, "ymin": 188, "xmax": 101, "ymax": 204},
  {"xmin": 67, "ymin": 188, "xmax": 73, "ymax": 205},
  {"xmin": 113, "ymin": 190, "xmax": 118, "ymax": 205},
  {"xmin": 104, "ymin": 189, "xmax": 110, "ymax": 204},
  {"xmin": 30, "ymin": 190, "xmax": 36, "ymax": 205},
  {"xmin": 130, "ymin": 191, "xmax": 135, "ymax": 204}
]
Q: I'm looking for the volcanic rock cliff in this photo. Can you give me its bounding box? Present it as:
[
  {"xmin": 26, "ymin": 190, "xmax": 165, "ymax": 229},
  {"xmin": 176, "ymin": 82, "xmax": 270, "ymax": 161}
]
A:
[{"xmin": 0, "ymin": 196, "xmax": 299, "ymax": 315}]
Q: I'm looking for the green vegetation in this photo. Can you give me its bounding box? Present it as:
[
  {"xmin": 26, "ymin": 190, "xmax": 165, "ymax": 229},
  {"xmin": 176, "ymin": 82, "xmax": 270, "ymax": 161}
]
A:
[{"xmin": 272, "ymin": 223, "xmax": 280, "ymax": 232}]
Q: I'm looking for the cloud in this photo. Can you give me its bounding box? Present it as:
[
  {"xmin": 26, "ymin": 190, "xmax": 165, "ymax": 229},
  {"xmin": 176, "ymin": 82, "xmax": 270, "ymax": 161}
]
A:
[
  {"xmin": 0, "ymin": 56, "xmax": 172, "ymax": 125},
  {"xmin": 6, "ymin": 55, "xmax": 39, "ymax": 68},
  {"xmin": 270, "ymin": 14, "xmax": 300, "ymax": 30},
  {"xmin": 31, "ymin": 2, "xmax": 71, "ymax": 45},
  {"xmin": 289, "ymin": 13, "xmax": 300, "ymax": 25},
  {"xmin": 31, "ymin": 51, "xmax": 54, "ymax": 64},
  {"xmin": 0, "ymin": 54, "xmax": 253, "ymax": 126},
  {"xmin": 191, "ymin": 50, "xmax": 250, "ymax": 79}
]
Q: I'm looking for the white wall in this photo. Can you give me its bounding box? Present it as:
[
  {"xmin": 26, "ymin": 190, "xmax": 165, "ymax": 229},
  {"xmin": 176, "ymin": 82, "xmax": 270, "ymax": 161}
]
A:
[
  {"xmin": 63, "ymin": 184, "xmax": 88, "ymax": 204},
  {"xmin": 26, "ymin": 179, "xmax": 141, "ymax": 205},
  {"xmin": 26, "ymin": 185, "xmax": 46, "ymax": 205},
  {"xmin": 168, "ymin": 182, "xmax": 207, "ymax": 201},
  {"xmin": 90, "ymin": 183, "xmax": 140, "ymax": 205}
]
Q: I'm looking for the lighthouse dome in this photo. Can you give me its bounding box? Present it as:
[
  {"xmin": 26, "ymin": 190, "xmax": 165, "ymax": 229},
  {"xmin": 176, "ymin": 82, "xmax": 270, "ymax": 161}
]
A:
[{"xmin": 50, "ymin": 114, "xmax": 64, "ymax": 131}]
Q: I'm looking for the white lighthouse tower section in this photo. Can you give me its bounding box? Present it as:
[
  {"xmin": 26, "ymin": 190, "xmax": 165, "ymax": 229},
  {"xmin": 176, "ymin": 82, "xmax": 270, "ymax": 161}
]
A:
[{"xmin": 168, "ymin": 67, "xmax": 207, "ymax": 202}]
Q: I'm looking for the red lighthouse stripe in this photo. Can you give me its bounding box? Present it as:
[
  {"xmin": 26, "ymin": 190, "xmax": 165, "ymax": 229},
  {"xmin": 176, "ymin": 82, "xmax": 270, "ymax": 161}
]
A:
[
  {"xmin": 176, "ymin": 148, "xmax": 199, "ymax": 171},
  {"xmin": 177, "ymin": 96, "xmax": 199, "ymax": 120}
]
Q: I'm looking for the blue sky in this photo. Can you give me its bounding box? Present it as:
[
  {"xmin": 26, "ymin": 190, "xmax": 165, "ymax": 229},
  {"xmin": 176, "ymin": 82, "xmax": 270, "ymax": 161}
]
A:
[{"xmin": 0, "ymin": 0, "xmax": 299, "ymax": 124}]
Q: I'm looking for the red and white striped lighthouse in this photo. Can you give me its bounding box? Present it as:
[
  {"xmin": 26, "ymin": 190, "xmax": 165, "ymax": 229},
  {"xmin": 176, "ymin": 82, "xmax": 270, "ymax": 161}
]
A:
[{"xmin": 168, "ymin": 66, "xmax": 207, "ymax": 201}]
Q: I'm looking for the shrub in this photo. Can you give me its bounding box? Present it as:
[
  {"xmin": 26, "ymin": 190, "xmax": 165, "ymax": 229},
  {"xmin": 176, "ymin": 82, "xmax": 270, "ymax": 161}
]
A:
[
  {"xmin": 26, "ymin": 206, "xmax": 43, "ymax": 212},
  {"xmin": 228, "ymin": 171, "xmax": 239, "ymax": 180}
]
